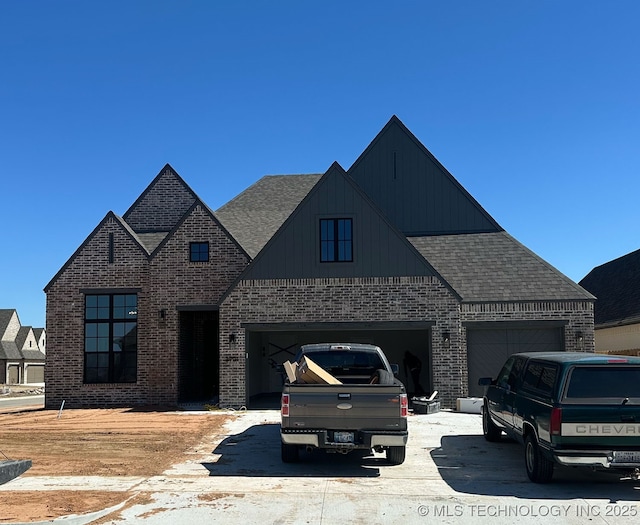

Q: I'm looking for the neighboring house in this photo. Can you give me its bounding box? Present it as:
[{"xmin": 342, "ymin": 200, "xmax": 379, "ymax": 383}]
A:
[
  {"xmin": 579, "ymin": 249, "xmax": 640, "ymax": 356},
  {"xmin": 44, "ymin": 116, "xmax": 595, "ymax": 409},
  {"xmin": 0, "ymin": 309, "xmax": 46, "ymax": 384}
]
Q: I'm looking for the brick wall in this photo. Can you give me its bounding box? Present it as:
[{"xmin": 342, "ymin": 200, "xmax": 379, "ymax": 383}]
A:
[
  {"xmin": 220, "ymin": 276, "xmax": 463, "ymax": 407},
  {"xmin": 220, "ymin": 279, "xmax": 595, "ymax": 409},
  {"xmin": 45, "ymin": 208, "xmax": 248, "ymax": 408}
]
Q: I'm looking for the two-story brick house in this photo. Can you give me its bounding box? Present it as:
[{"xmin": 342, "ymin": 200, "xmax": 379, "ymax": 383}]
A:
[{"xmin": 44, "ymin": 116, "xmax": 594, "ymax": 409}]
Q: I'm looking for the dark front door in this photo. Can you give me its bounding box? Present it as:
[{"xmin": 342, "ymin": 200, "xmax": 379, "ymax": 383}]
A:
[{"xmin": 179, "ymin": 311, "xmax": 219, "ymax": 402}]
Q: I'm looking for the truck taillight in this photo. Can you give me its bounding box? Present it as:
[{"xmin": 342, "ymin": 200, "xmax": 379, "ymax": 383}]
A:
[
  {"xmin": 400, "ymin": 394, "xmax": 408, "ymax": 418},
  {"xmin": 550, "ymin": 407, "xmax": 562, "ymax": 436},
  {"xmin": 281, "ymin": 394, "xmax": 290, "ymax": 417}
]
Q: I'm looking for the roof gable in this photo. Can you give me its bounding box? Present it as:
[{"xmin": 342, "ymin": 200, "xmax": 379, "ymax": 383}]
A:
[
  {"xmin": 348, "ymin": 116, "xmax": 502, "ymax": 236},
  {"xmin": 215, "ymin": 174, "xmax": 322, "ymax": 258},
  {"xmin": 123, "ymin": 164, "xmax": 198, "ymax": 233},
  {"xmin": 0, "ymin": 309, "xmax": 19, "ymax": 341},
  {"xmin": 241, "ymin": 162, "xmax": 442, "ymax": 281},
  {"xmin": 45, "ymin": 212, "xmax": 149, "ymax": 292},
  {"xmin": 150, "ymin": 198, "xmax": 250, "ymax": 261},
  {"xmin": 580, "ymin": 249, "xmax": 640, "ymax": 326}
]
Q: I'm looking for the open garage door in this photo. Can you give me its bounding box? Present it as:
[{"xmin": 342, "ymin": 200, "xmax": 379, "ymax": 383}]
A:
[
  {"xmin": 244, "ymin": 322, "xmax": 432, "ymax": 406},
  {"xmin": 467, "ymin": 326, "xmax": 564, "ymax": 397}
]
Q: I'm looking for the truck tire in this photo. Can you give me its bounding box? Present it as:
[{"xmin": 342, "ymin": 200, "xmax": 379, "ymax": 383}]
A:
[
  {"xmin": 524, "ymin": 433, "xmax": 553, "ymax": 483},
  {"xmin": 482, "ymin": 403, "xmax": 502, "ymax": 442},
  {"xmin": 281, "ymin": 442, "xmax": 299, "ymax": 463},
  {"xmin": 386, "ymin": 446, "xmax": 406, "ymax": 465},
  {"xmin": 370, "ymin": 369, "xmax": 395, "ymax": 385}
]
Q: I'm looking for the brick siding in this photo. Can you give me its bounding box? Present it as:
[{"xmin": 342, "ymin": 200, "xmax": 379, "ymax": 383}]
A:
[{"xmin": 45, "ymin": 208, "xmax": 248, "ymax": 408}]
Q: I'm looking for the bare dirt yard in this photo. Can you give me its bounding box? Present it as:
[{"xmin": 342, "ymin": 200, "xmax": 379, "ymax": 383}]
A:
[{"xmin": 0, "ymin": 406, "xmax": 230, "ymax": 523}]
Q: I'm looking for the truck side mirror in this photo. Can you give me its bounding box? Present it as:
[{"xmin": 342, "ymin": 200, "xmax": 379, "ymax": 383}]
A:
[
  {"xmin": 478, "ymin": 377, "xmax": 494, "ymax": 386},
  {"xmin": 390, "ymin": 363, "xmax": 400, "ymax": 377}
]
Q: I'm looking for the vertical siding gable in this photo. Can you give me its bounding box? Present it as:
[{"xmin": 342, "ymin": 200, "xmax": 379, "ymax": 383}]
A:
[
  {"xmin": 242, "ymin": 163, "xmax": 438, "ymax": 280},
  {"xmin": 348, "ymin": 116, "xmax": 502, "ymax": 235},
  {"xmin": 123, "ymin": 164, "xmax": 198, "ymax": 232}
]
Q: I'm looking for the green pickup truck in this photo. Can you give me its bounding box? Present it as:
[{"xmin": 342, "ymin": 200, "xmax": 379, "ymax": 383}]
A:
[{"xmin": 479, "ymin": 352, "xmax": 640, "ymax": 483}]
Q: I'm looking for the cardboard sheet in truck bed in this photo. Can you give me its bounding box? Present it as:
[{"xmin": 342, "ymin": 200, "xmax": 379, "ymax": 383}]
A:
[{"xmin": 284, "ymin": 356, "xmax": 342, "ymax": 385}]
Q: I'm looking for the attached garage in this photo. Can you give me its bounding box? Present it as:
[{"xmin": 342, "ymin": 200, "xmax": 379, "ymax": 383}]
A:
[
  {"xmin": 244, "ymin": 323, "xmax": 433, "ymax": 404},
  {"xmin": 466, "ymin": 324, "xmax": 565, "ymax": 397},
  {"xmin": 26, "ymin": 364, "xmax": 45, "ymax": 383},
  {"xmin": 8, "ymin": 364, "xmax": 20, "ymax": 384}
]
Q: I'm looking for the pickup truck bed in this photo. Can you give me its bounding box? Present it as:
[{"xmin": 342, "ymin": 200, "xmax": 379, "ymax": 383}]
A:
[{"xmin": 281, "ymin": 343, "xmax": 408, "ymax": 464}]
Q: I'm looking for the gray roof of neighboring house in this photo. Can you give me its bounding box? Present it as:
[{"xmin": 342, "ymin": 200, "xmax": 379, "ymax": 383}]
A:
[
  {"xmin": 0, "ymin": 340, "xmax": 22, "ymax": 360},
  {"xmin": 21, "ymin": 348, "xmax": 46, "ymax": 361},
  {"xmin": 215, "ymin": 174, "xmax": 323, "ymax": 258},
  {"xmin": 409, "ymin": 232, "xmax": 594, "ymax": 302},
  {"xmin": 579, "ymin": 248, "xmax": 640, "ymax": 327},
  {"xmin": 0, "ymin": 309, "xmax": 16, "ymax": 339},
  {"xmin": 15, "ymin": 326, "xmax": 31, "ymax": 350}
]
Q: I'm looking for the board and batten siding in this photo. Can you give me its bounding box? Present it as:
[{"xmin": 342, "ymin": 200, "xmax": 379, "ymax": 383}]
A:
[
  {"xmin": 348, "ymin": 116, "xmax": 502, "ymax": 236},
  {"xmin": 242, "ymin": 163, "xmax": 438, "ymax": 280}
]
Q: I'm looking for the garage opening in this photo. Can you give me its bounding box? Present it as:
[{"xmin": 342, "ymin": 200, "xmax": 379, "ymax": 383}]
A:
[
  {"xmin": 26, "ymin": 364, "xmax": 44, "ymax": 383},
  {"xmin": 179, "ymin": 310, "xmax": 219, "ymax": 403},
  {"xmin": 466, "ymin": 325, "xmax": 565, "ymax": 397},
  {"xmin": 244, "ymin": 323, "xmax": 432, "ymax": 407}
]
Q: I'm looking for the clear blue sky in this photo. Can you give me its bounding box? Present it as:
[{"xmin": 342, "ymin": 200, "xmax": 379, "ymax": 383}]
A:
[{"xmin": 2, "ymin": 1, "xmax": 639, "ymax": 329}]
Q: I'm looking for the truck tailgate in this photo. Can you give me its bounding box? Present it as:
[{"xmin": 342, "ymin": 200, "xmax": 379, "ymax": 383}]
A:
[
  {"xmin": 285, "ymin": 384, "xmax": 406, "ymax": 431},
  {"xmin": 559, "ymin": 404, "xmax": 640, "ymax": 447}
]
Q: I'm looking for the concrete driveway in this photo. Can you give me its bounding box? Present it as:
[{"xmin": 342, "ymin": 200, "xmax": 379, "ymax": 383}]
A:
[{"xmin": 3, "ymin": 410, "xmax": 640, "ymax": 524}]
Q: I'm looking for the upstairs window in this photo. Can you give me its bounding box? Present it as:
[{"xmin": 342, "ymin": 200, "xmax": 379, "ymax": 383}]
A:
[
  {"xmin": 320, "ymin": 218, "xmax": 353, "ymax": 262},
  {"xmin": 190, "ymin": 242, "xmax": 209, "ymax": 262}
]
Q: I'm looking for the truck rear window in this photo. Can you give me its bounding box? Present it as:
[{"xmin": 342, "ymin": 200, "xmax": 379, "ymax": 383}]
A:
[
  {"xmin": 303, "ymin": 351, "xmax": 385, "ymax": 376},
  {"xmin": 565, "ymin": 366, "xmax": 640, "ymax": 401}
]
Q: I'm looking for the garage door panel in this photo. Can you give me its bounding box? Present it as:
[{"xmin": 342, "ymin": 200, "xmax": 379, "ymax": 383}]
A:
[{"xmin": 467, "ymin": 328, "xmax": 563, "ymax": 397}]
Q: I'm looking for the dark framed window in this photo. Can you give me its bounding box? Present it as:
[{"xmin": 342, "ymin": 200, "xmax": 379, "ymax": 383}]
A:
[
  {"xmin": 84, "ymin": 294, "xmax": 137, "ymax": 383},
  {"xmin": 190, "ymin": 242, "xmax": 209, "ymax": 262},
  {"xmin": 320, "ymin": 218, "xmax": 353, "ymax": 262}
]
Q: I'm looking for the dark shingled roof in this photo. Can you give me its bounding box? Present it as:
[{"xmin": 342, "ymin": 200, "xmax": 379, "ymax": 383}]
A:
[
  {"xmin": 0, "ymin": 341, "xmax": 22, "ymax": 360},
  {"xmin": 410, "ymin": 232, "xmax": 594, "ymax": 302},
  {"xmin": 21, "ymin": 348, "xmax": 46, "ymax": 361},
  {"xmin": 215, "ymin": 174, "xmax": 322, "ymax": 258},
  {"xmin": 0, "ymin": 309, "xmax": 16, "ymax": 339},
  {"xmin": 579, "ymin": 248, "xmax": 640, "ymax": 327}
]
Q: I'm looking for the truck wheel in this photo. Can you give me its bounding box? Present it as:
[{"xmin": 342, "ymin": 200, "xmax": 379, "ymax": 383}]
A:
[
  {"xmin": 524, "ymin": 434, "xmax": 553, "ymax": 483},
  {"xmin": 482, "ymin": 403, "xmax": 502, "ymax": 442},
  {"xmin": 386, "ymin": 446, "xmax": 406, "ymax": 465},
  {"xmin": 281, "ymin": 442, "xmax": 299, "ymax": 463},
  {"xmin": 370, "ymin": 369, "xmax": 394, "ymax": 385}
]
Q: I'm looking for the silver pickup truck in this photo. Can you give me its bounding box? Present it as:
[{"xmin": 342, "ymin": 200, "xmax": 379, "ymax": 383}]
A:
[{"xmin": 280, "ymin": 343, "xmax": 408, "ymax": 464}]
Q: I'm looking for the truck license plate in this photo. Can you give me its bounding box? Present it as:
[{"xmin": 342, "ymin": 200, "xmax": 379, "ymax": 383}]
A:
[
  {"xmin": 613, "ymin": 451, "xmax": 640, "ymax": 463},
  {"xmin": 334, "ymin": 431, "xmax": 354, "ymax": 443}
]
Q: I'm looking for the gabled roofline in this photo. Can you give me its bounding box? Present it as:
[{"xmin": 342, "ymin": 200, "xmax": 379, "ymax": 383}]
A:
[
  {"xmin": 44, "ymin": 211, "xmax": 150, "ymax": 292},
  {"xmin": 149, "ymin": 198, "xmax": 251, "ymax": 261},
  {"xmin": 122, "ymin": 163, "xmax": 200, "ymax": 224},
  {"xmin": 348, "ymin": 115, "xmax": 504, "ymax": 233},
  {"xmin": 218, "ymin": 161, "xmax": 463, "ymax": 304}
]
